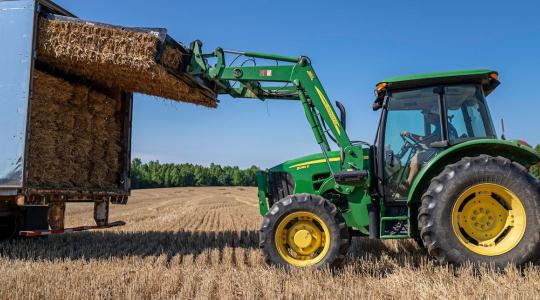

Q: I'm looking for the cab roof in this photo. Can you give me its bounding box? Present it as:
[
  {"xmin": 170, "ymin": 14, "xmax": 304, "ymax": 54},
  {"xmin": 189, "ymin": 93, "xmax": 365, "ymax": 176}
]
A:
[
  {"xmin": 385, "ymin": 67, "xmax": 493, "ymax": 81},
  {"xmin": 373, "ymin": 69, "xmax": 500, "ymax": 110}
]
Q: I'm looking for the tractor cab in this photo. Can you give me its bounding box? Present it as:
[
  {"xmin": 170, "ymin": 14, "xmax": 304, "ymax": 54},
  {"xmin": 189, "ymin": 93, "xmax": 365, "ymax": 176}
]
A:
[{"xmin": 372, "ymin": 70, "xmax": 500, "ymax": 201}]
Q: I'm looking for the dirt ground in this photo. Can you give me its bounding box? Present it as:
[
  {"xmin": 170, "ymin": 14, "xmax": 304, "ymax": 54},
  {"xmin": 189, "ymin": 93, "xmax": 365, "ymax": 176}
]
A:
[{"xmin": 0, "ymin": 187, "xmax": 539, "ymax": 299}]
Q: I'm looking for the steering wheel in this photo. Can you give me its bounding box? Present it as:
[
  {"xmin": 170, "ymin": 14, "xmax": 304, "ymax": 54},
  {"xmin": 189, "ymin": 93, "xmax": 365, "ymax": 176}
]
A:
[
  {"xmin": 400, "ymin": 131, "xmax": 424, "ymax": 150},
  {"xmin": 391, "ymin": 132, "xmax": 418, "ymax": 161}
]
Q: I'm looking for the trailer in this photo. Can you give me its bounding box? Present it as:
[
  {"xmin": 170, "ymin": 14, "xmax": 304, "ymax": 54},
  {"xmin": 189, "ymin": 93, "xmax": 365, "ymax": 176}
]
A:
[
  {"xmin": 0, "ymin": 0, "xmax": 216, "ymax": 237},
  {"xmin": 0, "ymin": 0, "xmax": 128, "ymax": 237}
]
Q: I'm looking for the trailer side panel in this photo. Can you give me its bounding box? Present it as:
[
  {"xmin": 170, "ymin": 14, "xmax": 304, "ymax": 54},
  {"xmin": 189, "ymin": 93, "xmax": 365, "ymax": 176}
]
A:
[{"xmin": 0, "ymin": 0, "xmax": 35, "ymax": 189}]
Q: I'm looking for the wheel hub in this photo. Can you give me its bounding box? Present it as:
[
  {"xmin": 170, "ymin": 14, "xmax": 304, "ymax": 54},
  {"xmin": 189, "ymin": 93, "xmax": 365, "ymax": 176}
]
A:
[
  {"xmin": 286, "ymin": 220, "xmax": 323, "ymax": 256},
  {"xmin": 452, "ymin": 183, "xmax": 526, "ymax": 256},
  {"xmin": 293, "ymin": 229, "xmax": 313, "ymax": 248},
  {"xmin": 460, "ymin": 197, "xmax": 507, "ymax": 241},
  {"xmin": 274, "ymin": 211, "xmax": 330, "ymax": 266}
]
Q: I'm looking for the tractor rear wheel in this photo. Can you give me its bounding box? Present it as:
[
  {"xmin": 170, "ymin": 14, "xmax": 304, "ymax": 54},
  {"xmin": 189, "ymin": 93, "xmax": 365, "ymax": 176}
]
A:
[
  {"xmin": 418, "ymin": 155, "xmax": 540, "ymax": 267},
  {"xmin": 259, "ymin": 194, "xmax": 350, "ymax": 268}
]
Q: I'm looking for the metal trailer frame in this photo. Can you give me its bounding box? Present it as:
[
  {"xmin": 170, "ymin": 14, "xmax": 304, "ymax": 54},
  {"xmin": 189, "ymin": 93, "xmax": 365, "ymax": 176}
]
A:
[
  {"xmin": 0, "ymin": 0, "xmax": 132, "ymax": 202},
  {"xmin": 0, "ymin": 0, "xmax": 135, "ymax": 233},
  {"xmin": 0, "ymin": 0, "xmax": 215, "ymax": 235}
]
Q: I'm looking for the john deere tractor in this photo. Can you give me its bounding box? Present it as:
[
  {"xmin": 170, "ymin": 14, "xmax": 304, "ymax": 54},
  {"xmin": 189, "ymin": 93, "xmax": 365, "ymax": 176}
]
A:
[{"xmin": 189, "ymin": 41, "xmax": 540, "ymax": 268}]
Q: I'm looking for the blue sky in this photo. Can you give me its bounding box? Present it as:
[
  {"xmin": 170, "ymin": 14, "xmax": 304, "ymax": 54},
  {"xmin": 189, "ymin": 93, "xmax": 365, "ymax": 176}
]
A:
[{"xmin": 55, "ymin": 0, "xmax": 540, "ymax": 168}]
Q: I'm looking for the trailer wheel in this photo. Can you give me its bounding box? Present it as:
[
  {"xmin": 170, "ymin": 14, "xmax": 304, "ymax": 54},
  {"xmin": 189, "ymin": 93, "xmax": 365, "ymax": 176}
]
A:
[
  {"xmin": 259, "ymin": 194, "xmax": 350, "ymax": 268},
  {"xmin": 418, "ymin": 155, "xmax": 540, "ymax": 267}
]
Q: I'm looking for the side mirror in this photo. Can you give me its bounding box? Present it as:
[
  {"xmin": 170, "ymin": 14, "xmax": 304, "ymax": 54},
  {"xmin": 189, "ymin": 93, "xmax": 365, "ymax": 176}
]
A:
[{"xmin": 335, "ymin": 101, "xmax": 346, "ymax": 130}]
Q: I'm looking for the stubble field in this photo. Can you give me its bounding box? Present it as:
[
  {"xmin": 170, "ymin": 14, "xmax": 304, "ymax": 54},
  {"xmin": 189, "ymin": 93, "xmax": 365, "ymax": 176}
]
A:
[{"xmin": 0, "ymin": 187, "xmax": 539, "ymax": 299}]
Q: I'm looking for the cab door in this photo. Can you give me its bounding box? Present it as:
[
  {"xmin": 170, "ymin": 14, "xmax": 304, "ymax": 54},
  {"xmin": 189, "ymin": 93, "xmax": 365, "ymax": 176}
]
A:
[{"xmin": 380, "ymin": 87, "xmax": 443, "ymax": 201}]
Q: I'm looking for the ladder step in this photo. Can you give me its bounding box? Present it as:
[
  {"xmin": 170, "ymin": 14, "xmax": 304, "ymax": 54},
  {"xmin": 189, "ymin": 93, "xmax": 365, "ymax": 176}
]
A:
[
  {"xmin": 380, "ymin": 215, "xmax": 410, "ymax": 238},
  {"xmin": 381, "ymin": 216, "xmax": 409, "ymax": 221},
  {"xmin": 380, "ymin": 235, "xmax": 409, "ymax": 239}
]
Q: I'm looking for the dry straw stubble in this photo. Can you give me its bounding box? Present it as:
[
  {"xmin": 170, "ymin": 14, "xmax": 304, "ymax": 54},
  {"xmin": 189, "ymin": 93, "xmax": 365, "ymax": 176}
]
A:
[{"xmin": 2, "ymin": 187, "xmax": 540, "ymax": 299}]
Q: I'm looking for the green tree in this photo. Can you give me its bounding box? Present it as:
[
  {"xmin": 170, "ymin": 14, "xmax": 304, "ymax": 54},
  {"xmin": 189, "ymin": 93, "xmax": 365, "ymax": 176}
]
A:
[
  {"xmin": 231, "ymin": 167, "xmax": 246, "ymax": 186},
  {"xmin": 194, "ymin": 165, "xmax": 210, "ymax": 186},
  {"xmin": 245, "ymin": 165, "xmax": 259, "ymax": 186},
  {"xmin": 129, "ymin": 159, "xmax": 260, "ymax": 189},
  {"xmin": 209, "ymin": 163, "xmax": 223, "ymax": 186}
]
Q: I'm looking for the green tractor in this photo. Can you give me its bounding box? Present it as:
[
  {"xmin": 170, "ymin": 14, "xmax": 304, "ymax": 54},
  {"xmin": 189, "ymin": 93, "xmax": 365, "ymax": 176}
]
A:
[{"xmin": 189, "ymin": 42, "xmax": 540, "ymax": 268}]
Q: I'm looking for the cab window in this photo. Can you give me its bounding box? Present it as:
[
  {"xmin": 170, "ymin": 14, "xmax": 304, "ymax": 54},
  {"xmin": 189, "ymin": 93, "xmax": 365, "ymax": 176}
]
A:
[{"xmin": 445, "ymin": 85, "xmax": 496, "ymax": 143}]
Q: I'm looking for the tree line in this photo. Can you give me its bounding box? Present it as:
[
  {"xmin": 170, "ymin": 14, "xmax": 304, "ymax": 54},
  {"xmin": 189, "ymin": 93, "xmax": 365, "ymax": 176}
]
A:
[
  {"xmin": 130, "ymin": 158, "xmax": 259, "ymax": 189},
  {"xmin": 131, "ymin": 144, "xmax": 539, "ymax": 189}
]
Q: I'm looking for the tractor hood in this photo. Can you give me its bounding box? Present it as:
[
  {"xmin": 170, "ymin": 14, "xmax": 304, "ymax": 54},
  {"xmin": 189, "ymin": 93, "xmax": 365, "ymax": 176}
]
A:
[{"xmin": 269, "ymin": 151, "xmax": 341, "ymax": 173}]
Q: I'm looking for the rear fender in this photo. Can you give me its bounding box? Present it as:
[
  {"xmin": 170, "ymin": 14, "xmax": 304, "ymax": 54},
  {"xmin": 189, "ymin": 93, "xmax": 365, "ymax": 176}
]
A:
[{"xmin": 407, "ymin": 139, "xmax": 540, "ymax": 205}]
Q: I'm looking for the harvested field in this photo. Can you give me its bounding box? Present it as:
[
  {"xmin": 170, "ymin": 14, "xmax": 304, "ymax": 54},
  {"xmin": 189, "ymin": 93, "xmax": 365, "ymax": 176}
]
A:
[
  {"xmin": 37, "ymin": 16, "xmax": 216, "ymax": 108},
  {"xmin": 0, "ymin": 187, "xmax": 539, "ymax": 299},
  {"xmin": 27, "ymin": 70, "xmax": 124, "ymax": 189}
]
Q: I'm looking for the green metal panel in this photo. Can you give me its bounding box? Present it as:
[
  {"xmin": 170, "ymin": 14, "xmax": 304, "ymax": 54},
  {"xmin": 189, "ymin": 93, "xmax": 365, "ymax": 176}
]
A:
[
  {"xmin": 244, "ymin": 51, "xmax": 298, "ymax": 63},
  {"xmin": 270, "ymin": 151, "xmax": 342, "ymax": 194},
  {"xmin": 379, "ymin": 69, "xmax": 495, "ymax": 84},
  {"xmin": 269, "ymin": 149, "xmax": 370, "ymax": 193},
  {"xmin": 256, "ymin": 171, "xmax": 270, "ymax": 215},
  {"xmin": 341, "ymin": 189, "xmax": 371, "ymax": 234},
  {"xmin": 220, "ymin": 65, "xmax": 295, "ymax": 82},
  {"xmin": 407, "ymin": 139, "xmax": 540, "ymax": 204},
  {"xmin": 262, "ymin": 148, "xmax": 372, "ymax": 234}
]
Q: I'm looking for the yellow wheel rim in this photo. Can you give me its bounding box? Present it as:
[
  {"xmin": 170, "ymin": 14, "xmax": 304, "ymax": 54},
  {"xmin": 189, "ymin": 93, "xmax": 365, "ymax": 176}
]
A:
[
  {"xmin": 274, "ymin": 211, "xmax": 331, "ymax": 267},
  {"xmin": 451, "ymin": 183, "xmax": 526, "ymax": 256}
]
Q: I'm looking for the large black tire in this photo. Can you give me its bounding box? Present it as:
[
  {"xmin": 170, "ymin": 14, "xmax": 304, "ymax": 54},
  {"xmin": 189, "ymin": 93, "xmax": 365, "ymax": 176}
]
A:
[
  {"xmin": 259, "ymin": 194, "xmax": 350, "ymax": 269},
  {"xmin": 418, "ymin": 155, "xmax": 540, "ymax": 267}
]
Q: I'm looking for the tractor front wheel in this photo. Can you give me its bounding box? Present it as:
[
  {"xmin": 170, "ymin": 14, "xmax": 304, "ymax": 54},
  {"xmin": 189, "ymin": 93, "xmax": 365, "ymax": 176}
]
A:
[
  {"xmin": 259, "ymin": 194, "xmax": 350, "ymax": 268},
  {"xmin": 418, "ymin": 155, "xmax": 540, "ymax": 267}
]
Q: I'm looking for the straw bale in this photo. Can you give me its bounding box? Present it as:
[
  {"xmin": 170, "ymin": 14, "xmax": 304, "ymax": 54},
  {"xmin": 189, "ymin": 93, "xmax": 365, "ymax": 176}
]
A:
[
  {"xmin": 27, "ymin": 70, "xmax": 124, "ymax": 190},
  {"xmin": 162, "ymin": 46, "xmax": 183, "ymax": 70},
  {"xmin": 37, "ymin": 17, "xmax": 216, "ymax": 108}
]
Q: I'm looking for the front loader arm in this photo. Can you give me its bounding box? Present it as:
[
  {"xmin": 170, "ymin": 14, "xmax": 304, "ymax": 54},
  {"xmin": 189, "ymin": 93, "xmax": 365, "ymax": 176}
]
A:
[{"xmin": 188, "ymin": 41, "xmax": 366, "ymax": 179}]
